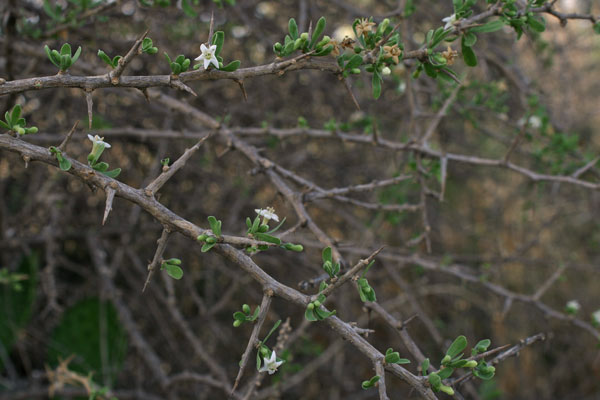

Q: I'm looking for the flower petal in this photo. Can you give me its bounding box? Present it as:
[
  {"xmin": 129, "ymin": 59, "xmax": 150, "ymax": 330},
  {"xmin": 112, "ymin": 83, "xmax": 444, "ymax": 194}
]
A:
[
  {"xmin": 200, "ymin": 43, "xmax": 208, "ymax": 53},
  {"xmin": 88, "ymin": 134, "xmax": 95, "ymax": 142}
]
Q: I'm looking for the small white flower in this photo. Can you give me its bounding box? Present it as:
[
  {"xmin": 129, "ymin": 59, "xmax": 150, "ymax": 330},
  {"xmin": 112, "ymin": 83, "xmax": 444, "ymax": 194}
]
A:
[
  {"xmin": 566, "ymin": 300, "xmax": 580, "ymax": 314},
  {"xmin": 592, "ymin": 310, "xmax": 600, "ymax": 326},
  {"xmin": 517, "ymin": 116, "xmax": 542, "ymax": 129},
  {"xmin": 255, "ymin": 207, "xmax": 279, "ymax": 223},
  {"xmin": 442, "ymin": 14, "xmax": 458, "ymax": 30},
  {"xmin": 258, "ymin": 351, "xmax": 284, "ymax": 375},
  {"xmin": 87, "ymin": 134, "xmax": 111, "ymax": 148},
  {"xmin": 195, "ymin": 43, "xmax": 219, "ymax": 70},
  {"xmin": 381, "ymin": 66, "xmax": 391, "ymax": 76}
]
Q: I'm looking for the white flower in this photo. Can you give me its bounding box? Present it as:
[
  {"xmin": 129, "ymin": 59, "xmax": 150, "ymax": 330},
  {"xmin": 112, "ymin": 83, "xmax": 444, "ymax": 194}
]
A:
[
  {"xmin": 517, "ymin": 116, "xmax": 542, "ymax": 129},
  {"xmin": 381, "ymin": 66, "xmax": 391, "ymax": 76},
  {"xmin": 87, "ymin": 134, "xmax": 111, "ymax": 148},
  {"xmin": 255, "ymin": 207, "xmax": 279, "ymax": 223},
  {"xmin": 258, "ymin": 351, "xmax": 284, "ymax": 375},
  {"xmin": 566, "ymin": 300, "xmax": 580, "ymax": 314},
  {"xmin": 592, "ymin": 310, "xmax": 600, "ymax": 326},
  {"xmin": 442, "ymin": 14, "xmax": 458, "ymax": 30},
  {"xmin": 195, "ymin": 43, "xmax": 219, "ymax": 70}
]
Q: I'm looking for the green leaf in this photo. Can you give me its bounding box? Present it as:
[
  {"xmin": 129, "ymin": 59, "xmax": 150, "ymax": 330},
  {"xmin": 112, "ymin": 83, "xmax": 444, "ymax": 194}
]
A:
[
  {"xmin": 469, "ymin": 19, "xmax": 504, "ymax": 33},
  {"xmin": 60, "ymin": 43, "xmax": 71, "ymax": 56},
  {"xmin": 201, "ymin": 242, "xmax": 216, "ymax": 252},
  {"xmin": 372, "ymin": 71, "xmax": 382, "ymax": 99},
  {"xmin": 60, "ymin": 54, "xmax": 71, "ymax": 70},
  {"xmin": 288, "ymin": 18, "xmax": 299, "ymax": 40},
  {"xmin": 103, "ymin": 168, "xmax": 121, "ymax": 178},
  {"xmin": 164, "ymin": 263, "xmax": 183, "ymax": 279},
  {"xmin": 212, "ymin": 31, "xmax": 225, "ymax": 57},
  {"xmin": 10, "ymin": 104, "xmax": 21, "ymax": 122},
  {"xmin": 220, "ymin": 60, "xmax": 241, "ymax": 72},
  {"xmin": 208, "ymin": 216, "xmax": 222, "ymax": 236},
  {"xmin": 251, "ymin": 215, "xmax": 260, "ymax": 233},
  {"xmin": 45, "ymin": 46, "xmax": 59, "ymax": 68},
  {"xmin": 0, "ymin": 120, "xmax": 10, "ymax": 130},
  {"xmin": 253, "ymin": 232, "xmax": 281, "ymax": 245},
  {"xmin": 472, "ymin": 339, "xmax": 491, "ymax": 355},
  {"xmin": 164, "ymin": 52, "xmax": 172, "ymax": 64},
  {"xmin": 527, "ymin": 16, "xmax": 546, "ymax": 32},
  {"xmin": 112, "ymin": 55, "xmax": 122, "ymax": 67},
  {"xmin": 251, "ymin": 306, "xmax": 260, "ymax": 320},
  {"xmin": 594, "ymin": 22, "xmax": 600, "ymax": 34},
  {"xmin": 93, "ymin": 161, "xmax": 109, "ymax": 172},
  {"xmin": 305, "ymin": 306, "xmax": 318, "ymax": 321},
  {"xmin": 233, "ymin": 311, "xmax": 246, "ymax": 321},
  {"xmin": 462, "ymin": 32, "xmax": 477, "ymax": 47},
  {"xmin": 310, "ymin": 16, "xmax": 326, "ymax": 49},
  {"xmin": 446, "ymin": 335, "xmax": 467, "ymax": 358},
  {"xmin": 171, "ymin": 62, "xmax": 181, "ymax": 75},
  {"xmin": 98, "ymin": 50, "xmax": 113, "ymax": 67},
  {"xmin": 428, "ymin": 372, "xmax": 442, "ymax": 391},
  {"xmin": 58, "ymin": 156, "xmax": 72, "ymax": 171},
  {"xmin": 322, "ymin": 246, "xmax": 332, "ymax": 263},
  {"xmin": 345, "ymin": 54, "xmax": 363, "ymax": 70},
  {"xmin": 438, "ymin": 367, "xmax": 454, "ymax": 379},
  {"xmin": 246, "ymin": 217, "xmax": 252, "ymax": 229},
  {"xmin": 71, "ymin": 46, "xmax": 81, "ymax": 64},
  {"xmin": 461, "ymin": 39, "xmax": 477, "ymax": 66},
  {"xmin": 421, "ymin": 358, "xmax": 430, "ymax": 375}
]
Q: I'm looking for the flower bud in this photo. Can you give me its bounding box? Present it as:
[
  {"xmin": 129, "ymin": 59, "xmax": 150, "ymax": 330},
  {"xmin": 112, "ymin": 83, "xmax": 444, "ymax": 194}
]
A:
[
  {"xmin": 441, "ymin": 355, "xmax": 452, "ymax": 364},
  {"xmin": 196, "ymin": 234, "xmax": 208, "ymax": 242},
  {"xmin": 307, "ymin": 302, "xmax": 315, "ymax": 310},
  {"xmin": 464, "ymin": 360, "xmax": 478, "ymax": 368},
  {"xmin": 205, "ymin": 236, "xmax": 217, "ymax": 244},
  {"xmin": 274, "ymin": 42, "xmax": 282, "ymax": 51},
  {"xmin": 300, "ymin": 32, "xmax": 309, "ymax": 40},
  {"xmin": 381, "ymin": 66, "xmax": 391, "ymax": 75},
  {"xmin": 242, "ymin": 304, "xmax": 251, "ymax": 314},
  {"xmin": 313, "ymin": 300, "xmax": 321, "ymax": 307},
  {"xmin": 233, "ymin": 320, "xmax": 242, "ymax": 327}
]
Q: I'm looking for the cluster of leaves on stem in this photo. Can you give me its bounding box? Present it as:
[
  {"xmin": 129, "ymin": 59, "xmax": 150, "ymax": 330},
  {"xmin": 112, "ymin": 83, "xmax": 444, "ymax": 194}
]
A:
[
  {"xmin": 45, "ymin": 43, "xmax": 81, "ymax": 72},
  {"xmin": 0, "ymin": 105, "xmax": 38, "ymax": 136},
  {"xmin": 321, "ymin": 247, "xmax": 340, "ymax": 279},
  {"xmin": 357, "ymin": 260, "xmax": 376, "ymax": 302},
  {"xmin": 196, "ymin": 216, "xmax": 222, "ymax": 252},
  {"xmin": 273, "ymin": 17, "xmax": 333, "ymax": 58},
  {"xmin": 245, "ymin": 209, "xmax": 303, "ymax": 254},
  {"xmin": 232, "ymin": 304, "xmax": 260, "ymax": 327},
  {"xmin": 161, "ymin": 258, "xmax": 183, "ymax": 280},
  {"xmin": 422, "ymin": 335, "xmax": 495, "ymax": 395},
  {"xmin": 305, "ymin": 281, "xmax": 336, "ymax": 322},
  {"xmin": 384, "ymin": 348, "xmax": 411, "ymax": 365},
  {"xmin": 165, "ymin": 53, "xmax": 191, "ymax": 75}
]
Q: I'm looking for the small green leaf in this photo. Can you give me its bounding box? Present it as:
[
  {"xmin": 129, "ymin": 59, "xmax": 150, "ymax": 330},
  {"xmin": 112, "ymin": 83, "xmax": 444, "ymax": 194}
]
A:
[
  {"xmin": 60, "ymin": 43, "xmax": 71, "ymax": 56},
  {"xmin": 288, "ymin": 18, "xmax": 299, "ymax": 40},
  {"xmin": 207, "ymin": 216, "xmax": 222, "ymax": 237},
  {"xmin": 233, "ymin": 311, "xmax": 246, "ymax": 321},
  {"xmin": 462, "ymin": 32, "xmax": 477, "ymax": 47},
  {"xmin": 93, "ymin": 162, "xmax": 109, "ymax": 172},
  {"xmin": 58, "ymin": 156, "xmax": 72, "ymax": 171},
  {"xmin": 428, "ymin": 372, "xmax": 442, "ymax": 391},
  {"xmin": 469, "ymin": 19, "xmax": 504, "ymax": 33},
  {"xmin": 201, "ymin": 242, "xmax": 216, "ymax": 252},
  {"xmin": 345, "ymin": 54, "xmax": 363, "ymax": 70},
  {"xmin": 421, "ymin": 358, "xmax": 430, "ymax": 375},
  {"xmin": 253, "ymin": 232, "xmax": 281, "ymax": 245},
  {"xmin": 164, "ymin": 263, "xmax": 183, "ymax": 279},
  {"xmin": 322, "ymin": 247, "xmax": 332, "ymax": 264},
  {"xmin": 461, "ymin": 39, "xmax": 477, "ymax": 66},
  {"xmin": 527, "ymin": 16, "xmax": 546, "ymax": 32},
  {"xmin": 11, "ymin": 104, "xmax": 21, "ymax": 123},
  {"xmin": 305, "ymin": 305, "xmax": 318, "ymax": 321},
  {"xmin": 212, "ymin": 31, "xmax": 225, "ymax": 57},
  {"xmin": 472, "ymin": 339, "xmax": 491, "ymax": 355},
  {"xmin": 446, "ymin": 335, "xmax": 467, "ymax": 359},
  {"xmin": 71, "ymin": 46, "xmax": 81, "ymax": 64},
  {"xmin": 98, "ymin": 50, "xmax": 113, "ymax": 67},
  {"xmin": 372, "ymin": 71, "xmax": 382, "ymax": 99},
  {"xmin": 181, "ymin": 0, "xmax": 197, "ymax": 17},
  {"xmin": 103, "ymin": 168, "xmax": 121, "ymax": 179},
  {"xmin": 220, "ymin": 60, "xmax": 241, "ymax": 72},
  {"xmin": 0, "ymin": 120, "xmax": 10, "ymax": 130},
  {"xmin": 438, "ymin": 367, "xmax": 454, "ymax": 380},
  {"xmin": 310, "ymin": 16, "xmax": 326, "ymax": 49}
]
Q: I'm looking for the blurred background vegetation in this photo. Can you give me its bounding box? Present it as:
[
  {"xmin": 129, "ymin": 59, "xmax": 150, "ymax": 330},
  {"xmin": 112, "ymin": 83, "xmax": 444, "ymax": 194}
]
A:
[{"xmin": 1, "ymin": 0, "xmax": 599, "ymax": 399}]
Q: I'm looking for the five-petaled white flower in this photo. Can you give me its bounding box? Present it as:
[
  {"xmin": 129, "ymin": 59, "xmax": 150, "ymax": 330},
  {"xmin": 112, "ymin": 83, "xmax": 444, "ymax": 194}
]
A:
[
  {"xmin": 442, "ymin": 13, "xmax": 458, "ymax": 30},
  {"xmin": 255, "ymin": 207, "xmax": 279, "ymax": 223},
  {"xmin": 258, "ymin": 351, "xmax": 284, "ymax": 375},
  {"xmin": 87, "ymin": 134, "xmax": 111, "ymax": 148},
  {"xmin": 195, "ymin": 43, "xmax": 219, "ymax": 70},
  {"xmin": 566, "ymin": 300, "xmax": 580, "ymax": 314}
]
